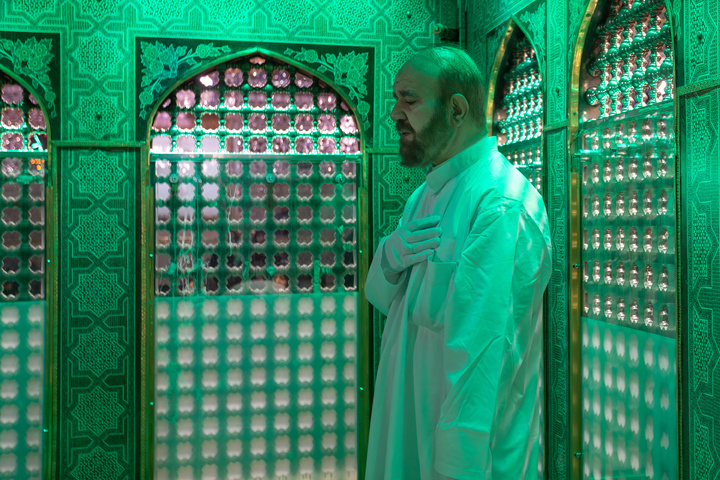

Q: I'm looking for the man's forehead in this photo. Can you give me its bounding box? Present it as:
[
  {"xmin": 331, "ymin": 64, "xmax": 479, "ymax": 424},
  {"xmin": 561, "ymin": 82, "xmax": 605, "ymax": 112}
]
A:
[{"xmin": 393, "ymin": 61, "xmax": 439, "ymax": 95}]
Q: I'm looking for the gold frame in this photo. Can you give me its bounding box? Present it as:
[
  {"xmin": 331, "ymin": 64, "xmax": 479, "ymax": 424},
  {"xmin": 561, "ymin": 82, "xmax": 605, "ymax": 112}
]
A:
[
  {"xmin": 485, "ymin": 17, "xmax": 546, "ymax": 139},
  {"xmin": 568, "ymin": 0, "xmax": 682, "ymax": 478},
  {"xmin": 567, "ymin": 2, "xmax": 597, "ymax": 477},
  {"xmin": 140, "ymin": 47, "xmax": 372, "ymax": 480},
  {"xmin": 0, "ymin": 65, "xmax": 58, "ymax": 480}
]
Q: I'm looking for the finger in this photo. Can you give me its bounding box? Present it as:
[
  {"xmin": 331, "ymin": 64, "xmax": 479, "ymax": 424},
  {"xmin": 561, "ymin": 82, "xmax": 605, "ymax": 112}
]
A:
[
  {"xmin": 406, "ymin": 215, "xmax": 441, "ymax": 232},
  {"xmin": 406, "ymin": 226, "xmax": 442, "ymax": 243},
  {"xmin": 409, "ymin": 237, "xmax": 440, "ymax": 253},
  {"xmin": 407, "ymin": 249, "xmax": 434, "ymax": 264}
]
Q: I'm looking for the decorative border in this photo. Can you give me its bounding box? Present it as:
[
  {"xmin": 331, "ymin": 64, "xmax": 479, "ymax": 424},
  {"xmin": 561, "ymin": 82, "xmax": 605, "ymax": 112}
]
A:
[
  {"xmin": 545, "ymin": 128, "xmax": 571, "ymax": 479},
  {"xmin": 0, "ymin": 32, "xmax": 61, "ymax": 136},
  {"xmin": 283, "ymin": 47, "xmax": 370, "ymax": 128},
  {"xmin": 682, "ymin": 88, "xmax": 720, "ymax": 480},
  {"xmin": 135, "ymin": 38, "xmax": 375, "ymax": 142},
  {"xmin": 0, "ymin": 36, "xmax": 56, "ymax": 117},
  {"xmin": 138, "ymin": 41, "xmax": 231, "ymax": 118}
]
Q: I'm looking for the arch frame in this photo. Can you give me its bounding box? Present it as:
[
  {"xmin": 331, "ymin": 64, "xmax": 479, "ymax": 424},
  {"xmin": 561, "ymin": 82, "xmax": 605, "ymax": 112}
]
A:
[
  {"xmin": 139, "ymin": 47, "xmax": 371, "ymax": 480},
  {"xmin": 485, "ymin": 16, "xmax": 546, "ymax": 138},
  {"xmin": 567, "ymin": 0, "xmax": 683, "ymax": 477},
  {"xmin": 0, "ymin": 63, "xmax": 58, "ymax": 480}
]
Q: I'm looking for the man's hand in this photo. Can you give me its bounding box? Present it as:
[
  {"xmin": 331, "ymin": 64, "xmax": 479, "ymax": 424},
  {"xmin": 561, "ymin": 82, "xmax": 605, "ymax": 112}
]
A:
[{"xmin": 382, "ymin": 215, "xmax": 442, "ymax": 278}]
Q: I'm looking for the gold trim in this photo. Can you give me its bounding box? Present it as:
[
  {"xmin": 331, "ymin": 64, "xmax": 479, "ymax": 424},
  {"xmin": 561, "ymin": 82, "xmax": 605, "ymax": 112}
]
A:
[
  {"xmin": 0, "ymin": 64, "xmax": 58, "ymax": 480},
  {"xmin": 141, "ymin": 48, "xmax": 372, "ymax": 479},
  {"xmin": 567, "ymin": 1, "xmax": 598, "ymax": 477},
  {"xmin": 665, "ymin": 0, "xmax": 683, "ymax": 475},
  {"xmin": 53, "ymin": 140, "xmax": 146, "ymax": 148},
  {"xmin": 140, "ymin": 140, "xmax": 155, "ymax": 480},
  {"xmin": 485, "ymin": 17, "xmax": 546, "ymax": 139},
  {"xmin": 485, "ymin": 21, "xmax": 515, "ymax": 135},
  {"xmin": 357, "ymin": 146, "xmax": 370, "ymax": 480}
]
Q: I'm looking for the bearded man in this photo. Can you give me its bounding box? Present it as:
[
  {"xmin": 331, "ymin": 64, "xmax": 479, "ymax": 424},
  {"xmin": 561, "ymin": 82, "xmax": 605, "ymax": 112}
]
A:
[{"xmin": 364, "ymin": 46, "xmax": 552, "ymax": 479}]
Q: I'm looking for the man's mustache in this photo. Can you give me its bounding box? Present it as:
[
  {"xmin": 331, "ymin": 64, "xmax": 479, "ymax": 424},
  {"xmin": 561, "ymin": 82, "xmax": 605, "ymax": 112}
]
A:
[{"xmin": 396, "ymin": 122, "xmax": 414, "ymax": 135}]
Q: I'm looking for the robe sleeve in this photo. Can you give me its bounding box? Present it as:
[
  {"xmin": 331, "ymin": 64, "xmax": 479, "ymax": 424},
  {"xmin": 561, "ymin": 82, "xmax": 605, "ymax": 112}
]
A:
[
  {"xmin": 434, "ymin": 203, "xmax": 549, "ymax": 479},
  {"xmin": 364, "ymin": 236, "xmax": 406, "ymax": 316}
]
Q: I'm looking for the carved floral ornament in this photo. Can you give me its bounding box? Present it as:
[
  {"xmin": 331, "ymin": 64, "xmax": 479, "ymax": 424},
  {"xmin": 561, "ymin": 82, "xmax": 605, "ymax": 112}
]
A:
[
  {"xmin": 0, "ymin": 37, "xmax": 56, "ymax": 118},
  {"xmin": 139, "ymin": 41, "xmax": 370, "ymax": 129}
]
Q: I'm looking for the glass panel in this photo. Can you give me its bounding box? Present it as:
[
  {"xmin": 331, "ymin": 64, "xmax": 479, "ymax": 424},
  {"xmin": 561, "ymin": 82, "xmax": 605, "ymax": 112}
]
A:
[
  {"xmin": 577, "ymin": 1, "xmax": 676, "ymax": 477},
  {"xmin": 154, "ymin": 293, "xmax": 358, "ymax": 480},
  {"xmin": 0, "ymin": 73, "xmax": 48, "ymax": 480},
  {"xmin": 151, "ymin": 55, "xmax": 362, "ymax": 479},
  {"xmin": 494, "ymin": 31, "xmax": 543, "ymax": 196}
]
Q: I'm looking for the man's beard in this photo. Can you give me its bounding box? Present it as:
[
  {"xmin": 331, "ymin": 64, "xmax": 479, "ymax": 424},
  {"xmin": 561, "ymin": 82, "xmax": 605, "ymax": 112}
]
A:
[{"xmin": 397, "ymin": 106, "xmax": 455, "ymax": 168}]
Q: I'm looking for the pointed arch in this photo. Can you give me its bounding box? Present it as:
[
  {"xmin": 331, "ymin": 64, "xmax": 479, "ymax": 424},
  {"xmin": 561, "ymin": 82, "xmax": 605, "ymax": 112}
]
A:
[
  {"xmin": 0, "ymin": 65, "xmax": 57, "ymax": 480},
  {"xmin": 568, "ymin": 1, "xmax": 680, "ymax": 478},
  {"xmin": 139, "ymin": 48, "xmax": 370, "ymax": 480}
]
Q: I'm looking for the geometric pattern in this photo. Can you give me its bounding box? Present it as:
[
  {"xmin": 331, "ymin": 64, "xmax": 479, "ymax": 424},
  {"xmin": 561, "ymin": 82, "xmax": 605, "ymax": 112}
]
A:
[
  {"xmin": 683, "ymin": 86, "xmax": 720, "ymax": 480},
  {"xmin": 73, "ymin": 269, "xmax": 125, "ymax": 318},
  {"xmin": 7, "ymin": 0, "xmax": 717, "ymax": 478},
  {"xmin": 70, "ymin": 446, "xmax": 124, "ymax": 480},
  {"xmin": 76, "ymin": 90, "xmax": 122, "ymax": 140},
  {"xmin": 72, "ymin": 385, "xmax": 125, "ymax": 436},
  {"xmin": 73, "ymin": 210, "xmax": 124, "ymax": 258},
  {"xmin": 71, "ymin": 150, "xmax": 124, "ymax": 200},
  {"xmin": 74, "ymin": 31, "xmax": 121, "ymax": 79},
  {"xmin": 74, "ymin": 327, "xmax": 125, "ymax": 377},
  {"xmin": 60, "ymin": 148, "xmax": 136, "ymax": 480}
]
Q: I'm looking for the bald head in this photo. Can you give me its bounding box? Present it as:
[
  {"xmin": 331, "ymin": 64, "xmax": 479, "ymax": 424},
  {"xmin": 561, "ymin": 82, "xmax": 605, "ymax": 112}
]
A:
[{"xmin": 407, "ymin": 46, "xmax": 487, "ymax": 128}]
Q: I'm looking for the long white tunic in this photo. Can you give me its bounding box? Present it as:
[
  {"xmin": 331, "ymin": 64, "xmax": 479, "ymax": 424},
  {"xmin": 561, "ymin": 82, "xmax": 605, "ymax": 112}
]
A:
[{"xmin": 364, "ymin": 136, "xmax": 552, "ymax": 480}]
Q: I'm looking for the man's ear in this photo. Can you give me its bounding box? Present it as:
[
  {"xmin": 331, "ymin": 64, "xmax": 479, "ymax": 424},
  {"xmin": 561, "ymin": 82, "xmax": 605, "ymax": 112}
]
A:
[{"xmin": 449, "ymin": 93, "xmax": 469, "ymax": 127}]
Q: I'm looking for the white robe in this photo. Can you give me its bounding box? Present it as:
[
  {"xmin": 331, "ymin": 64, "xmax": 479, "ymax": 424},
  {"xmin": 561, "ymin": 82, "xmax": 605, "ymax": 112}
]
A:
[{"xmin": 364, "ymin": 136, "xmax": 552, "ymax": 480}]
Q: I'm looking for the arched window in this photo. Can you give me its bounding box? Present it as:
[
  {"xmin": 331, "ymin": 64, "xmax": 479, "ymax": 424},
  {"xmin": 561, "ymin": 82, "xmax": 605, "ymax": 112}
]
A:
[
  {"xmin": 489, "ymin": 23, "xmax": 544, "ymax": 194},
  {"xmin": 147, "ymin": 53, "xmax": 363, "ymax": 479},
  {"xmin": 0, "ymin": 69, "xmax": 50, "ymax": 479},
  {"xmin": 571, "ymin": 0, "xmax": 677, "ymax": 477}
]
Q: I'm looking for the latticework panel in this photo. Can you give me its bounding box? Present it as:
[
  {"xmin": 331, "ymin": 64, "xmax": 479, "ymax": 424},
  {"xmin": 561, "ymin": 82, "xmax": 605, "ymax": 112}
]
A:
[
  {"xmin": 494, "ymin": 33, "xmax": 543, "ymax": 195},
  {"xmin": 0, "ymin": 73, "xmax": 47, "ymax": 480},
  {"xmin": 150, "ymin": 54, "xmax": 362, "ymax": 479},
  {"xmin": 154, "ymin": 294, "xmax": 358, "ymax": 480},
  {"xmin": 581, "ymin": 317, "xmax": 677, "ymax": 478},
  {"xmin": 0, "ymin": 301, "xmax": 45, "ymax": 480},
  {"xmin": 152, "ymin": 156, "xmax": 358, "ymax": 297},
  {"xmin": 0, "ymin": 75, "xmax": 47, "ymax": 302},
  {"xmin": 577, "ymin": 0, "xmax": 677, "ymax": 476}
]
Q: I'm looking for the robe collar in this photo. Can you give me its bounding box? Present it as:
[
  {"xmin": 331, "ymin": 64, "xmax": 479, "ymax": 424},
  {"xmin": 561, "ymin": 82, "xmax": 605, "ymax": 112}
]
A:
[{"xmin": 425, "ymin": 135, "xmax": 497, "ymax": 194}]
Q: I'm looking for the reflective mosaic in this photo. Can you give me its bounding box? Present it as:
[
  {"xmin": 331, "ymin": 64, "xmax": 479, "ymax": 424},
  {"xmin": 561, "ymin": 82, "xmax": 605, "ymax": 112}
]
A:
[
  {"xmin": 0, "ymin": 74, "xmax": 47, "ymax": 480},
  {"xmin": 577, "ymin": 0, "xmax": 677, "ymax": 476},
  {"xmin": 493, "ymin": 32, "xmax": 543, "ymax": 194},
  {"xmin": 151, "ymin": 55, "xmax": 361, "ymax": 479}
]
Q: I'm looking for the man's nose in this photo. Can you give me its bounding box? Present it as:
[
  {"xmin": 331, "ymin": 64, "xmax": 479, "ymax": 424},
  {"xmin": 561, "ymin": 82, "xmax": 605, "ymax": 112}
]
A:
[{"xmin": 390, "ymin": 102, "xmax": 404, "ymax": 122}]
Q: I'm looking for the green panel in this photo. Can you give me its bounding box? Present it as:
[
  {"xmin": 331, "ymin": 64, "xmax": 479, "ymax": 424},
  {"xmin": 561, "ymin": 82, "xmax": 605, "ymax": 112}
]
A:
[
  {"xmin": 368, "ymin": 153, "xmax": 426, "ymax": 379},
  {"xmin": 0, "ymin": 300, "xmax": 46, "ymax": 480},
  {"xmin": 58, "ymin": 148, "xmax": 136, "ymax": 480},
  {"xmin": 581, "ymin": 316, "xmax": 677, "ymax": 478},
  {"xmin": 681, "ymin": 87, "xmax": 720, "ymax": 480},
  {"xmin": 545, "ymin": 127, "xmax": 571, "ymax": 479},
  {"xmin": 679, "ymin": 0, "xmax": 719, "ymax": 87},
  {"xmin": 154, "ymin": 293, "xmax": 358, "ymax": 479}
]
